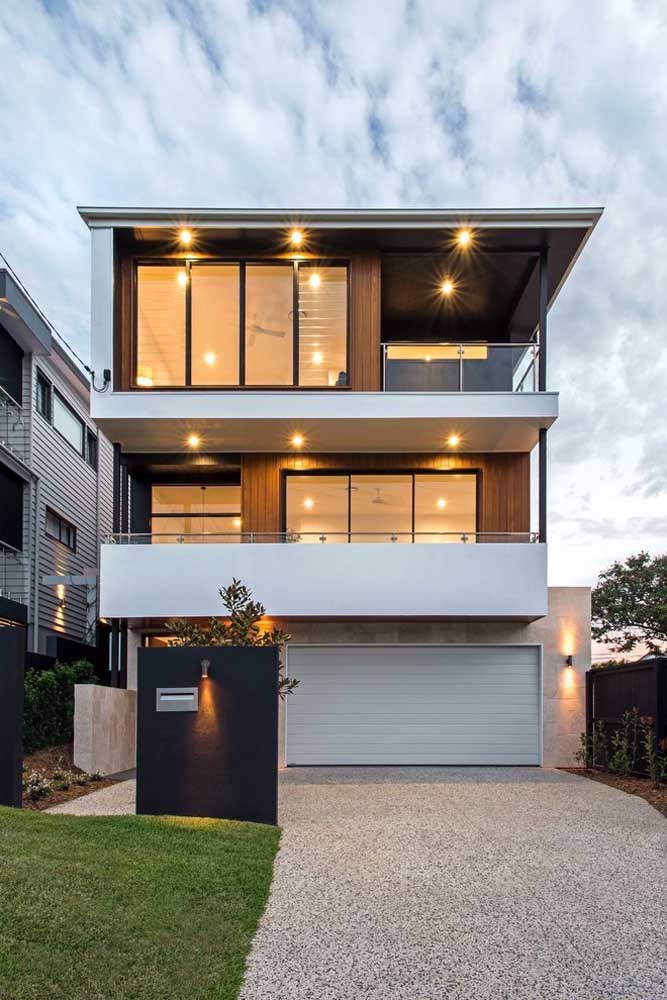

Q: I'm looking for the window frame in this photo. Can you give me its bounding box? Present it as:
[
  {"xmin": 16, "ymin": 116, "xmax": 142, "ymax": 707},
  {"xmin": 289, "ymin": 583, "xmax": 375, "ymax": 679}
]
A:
[
  {"xmin": 133, "ymin": 258, "xmax": 350, "ymax": 390},
  {"xmin": 281, "ymin": 467, "xmax": 481, "ymax": 538},
  {"xmin": 37, "ymin": 373, "xmax": 98, "ymax": 470},
  {"xmin": 45, "ymin": 507, "xmax": 77, "ymax": 552},
  {"xmin": 35, "ymin": 368, "xmax": 52, "ymax": 420},
  {"xmin": 149, "ymin": 482, "xmax": 242, "ymax": 537}
]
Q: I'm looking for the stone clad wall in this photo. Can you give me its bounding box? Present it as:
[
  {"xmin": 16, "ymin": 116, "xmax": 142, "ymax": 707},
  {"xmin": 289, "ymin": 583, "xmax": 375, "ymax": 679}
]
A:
[{"xmin": 74, "ymin": 684, "xmax": 136, "ymax": 775}]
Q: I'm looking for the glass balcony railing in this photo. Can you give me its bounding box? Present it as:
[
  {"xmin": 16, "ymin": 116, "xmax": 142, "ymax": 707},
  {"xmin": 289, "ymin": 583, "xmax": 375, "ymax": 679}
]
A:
[
  {"xmin": 382, "ymin": 342, "xmax": 539, "ymax": 392},
  {"xmin": 0, "ymin": 541, "xmax": 27, "ymax": 604},
  {"xmin": 106, "ymin": 531, "xmax": 539, "ymax": 545},
  {"xmin": 0, "ymin": 386, "xmax": 28, "ymax": 461}
]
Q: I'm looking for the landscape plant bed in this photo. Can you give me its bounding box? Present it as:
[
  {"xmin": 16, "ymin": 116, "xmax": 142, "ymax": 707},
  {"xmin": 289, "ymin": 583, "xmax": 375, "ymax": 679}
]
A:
[
  {"xmin": 0, "ymin": 807, "xmax": 280, "ymax": 1000},
  {"xmin": 22, "ymin": 743, "xmax": 116, "ymax": 811},
  {"xmin": 563, "ymin": 768, "xmax": 667, "ymax": 820}
]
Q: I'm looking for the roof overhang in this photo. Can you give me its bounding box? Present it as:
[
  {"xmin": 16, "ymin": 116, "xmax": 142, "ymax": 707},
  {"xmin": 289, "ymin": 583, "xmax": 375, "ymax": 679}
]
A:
[{"xmin": 0, "ymin": 270, "xmax": 52, "ymax": 354}]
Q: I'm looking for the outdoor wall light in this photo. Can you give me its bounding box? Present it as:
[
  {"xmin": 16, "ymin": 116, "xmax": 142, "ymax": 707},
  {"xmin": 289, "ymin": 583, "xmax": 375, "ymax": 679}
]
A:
[
  {"xmin": 200, "ymin": 658, "xmax": 211, "ymax": 680},
  {"xmin": 565, "ymin": 655, "xmax": 574, "ymax": 667}
]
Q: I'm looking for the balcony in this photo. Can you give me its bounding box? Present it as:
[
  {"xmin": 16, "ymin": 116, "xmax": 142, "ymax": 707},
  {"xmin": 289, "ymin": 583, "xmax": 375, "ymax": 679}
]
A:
[
  {"xmin": 0, "ymin": 387, "xmax": 28, "ymax": 464},
  {"xmin": 99, "ymin": 532, "xmax": 547, "ymax": 621},
  {"xmin": 0, "ymin": 541, "xmax": 27, "ymax": 605},
  {"xmin": 383, "ymin": 342, "xmax": 539, "ymax": 393}
]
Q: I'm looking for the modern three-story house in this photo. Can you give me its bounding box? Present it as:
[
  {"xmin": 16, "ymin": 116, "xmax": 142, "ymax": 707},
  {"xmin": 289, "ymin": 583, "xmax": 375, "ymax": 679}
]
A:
[{"xmin": 79, "ymin": 207, "xmax": 601, "ymax": 767}]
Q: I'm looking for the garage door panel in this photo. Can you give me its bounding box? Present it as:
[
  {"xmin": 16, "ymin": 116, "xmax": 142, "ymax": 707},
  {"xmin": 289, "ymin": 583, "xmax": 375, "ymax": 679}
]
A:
[{"xmin": 286, "ymin": 645, "xmax": 540, "ymax": 766}]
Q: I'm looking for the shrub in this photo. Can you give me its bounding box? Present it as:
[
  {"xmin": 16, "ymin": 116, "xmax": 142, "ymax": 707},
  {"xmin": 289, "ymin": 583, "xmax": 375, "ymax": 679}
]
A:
[
  {"xmin": 608, "ymin": 707, "xmax": 642, "ymax": 776},
  {"xmin": 23, "ymin": 660, "xmax": 96, "ymax": 753},
  {"xmin": 23, "ymin": 771, "xmax": 52, "ymax": 801},
  {"xmin": 575, "ymin": 720, "xmax": 608, "ymax": 768},
  {"xmin": 640, "ymin": 716, "xmax": 667, "ymax": 788}
]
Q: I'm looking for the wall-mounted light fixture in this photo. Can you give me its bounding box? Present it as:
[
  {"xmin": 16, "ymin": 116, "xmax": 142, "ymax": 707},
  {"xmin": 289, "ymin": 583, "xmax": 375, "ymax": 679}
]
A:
[
  {"xmin": 565, "ymin": 654, "xmax": 573, "ymax": 667},
  {"xmin": 200, "ymin": 658, "xmax": 211, "ymax": 680}
]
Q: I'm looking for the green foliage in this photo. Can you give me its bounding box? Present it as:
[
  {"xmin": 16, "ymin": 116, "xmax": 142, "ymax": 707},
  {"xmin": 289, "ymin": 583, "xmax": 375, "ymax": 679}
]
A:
[
  {"xmin": 22, "ymin": 771, "xmax": 52, "ymax": 801},
  {"xmin": 639, "ymin": 716, "xmax": 667, "ymax": 788},
  {"xmin": 592, "ymin": 551, "xmax": 667, "ymax": 653},
  {"xmin": 23, "ymin": 660, "xmax": 96, "ymax": 753},
  {"xmin": 166, "ymin": 578, "xmax": 298, "ymax": 698},
  {"xmin": 575, "ymin": 720, "xmax": 608, "ymax": 768},
  {"xmin": 608, "ymin": 707, "xmax": 642, "ymax": 776}
]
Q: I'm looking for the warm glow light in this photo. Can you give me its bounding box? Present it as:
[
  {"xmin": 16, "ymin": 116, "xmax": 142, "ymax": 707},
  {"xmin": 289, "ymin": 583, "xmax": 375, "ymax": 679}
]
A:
[
  {"xmin": 179, "ymin": 229, "xmax": 192, "ymax": 246},
  {"xmin": 309, "ymin": 272, "xmax": 321, "ymax": 289},
  {"xmin": 312, "ymin": 351, "xmax": 323, "ymax": 365},
  {"xmin": 291, "ymin": 433, "xmax": 304, "ymax": 447},
  {"xmin": 177, "ymin": 270, "xmax": 188, "ymax": 287},
  {"xmin": 457, "ymin": 228, "xmax": 472, "ymax": 248},
  {"xmin": 290, "ymin": 229, "xmax": 303, "ymax": 246},
  {"xmin": 187, "ymin": 433, "xmax": 200, "ymax": 448},
  {"xmin": 425, "ymin": 355, "xmax": 432, "ymax": 362},
  {"xmin": 233, "ymin": 517, "xmax": 242, "ymax": 528},
  {"xmin": 562, "ymin": 666, "xmax": 576, "ymax": 692},
  {"xmin": 136, "ymin": 375, "xmax": 153, "ymax": 387},
  {"xmin": 436, "ymin": 498, "xmax": 447, "ymax": 509},
  {"xmin": 561, "ymin": 627, "xmax": 577, "ymax": 657},
  {"xmin": 441, "ymin": 278, "xmax": 455, "ymax": 296},
  {"xmin": 447, "ymin": 434, "xmax": 461, "ymax": 447},
  {"xmin": 203, "ymin": 351, "xmax": 216, "ymax": 366},
  {"xmin": 303, "ymin": 497, "xmax": 314, "ymax": 510}
]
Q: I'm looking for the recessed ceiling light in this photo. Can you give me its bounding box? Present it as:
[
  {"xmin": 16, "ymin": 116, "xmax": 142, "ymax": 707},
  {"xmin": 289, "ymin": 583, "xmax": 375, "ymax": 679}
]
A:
[
  {"xmin": 441, "ymin": 278, "xmax": 455, "ymax": 297},
  {"xmin": 179, "ymin": 229, "xmax": 192, "ymax": 246},
  {"xmin": 312, "ymin": 351, "xmax": 323, "ymax": 365},
  {"xmin": 303, "ymin": 497, "xmax": 314, "ymax": 510},
  {"xmin": 436, "ymin": 498, "xmax": 447, "ymax": 509},
  {"xmin": 290, "ymin": 229, "xmax": 303, "ymax": 246},
  {"xmin": 203, "ymin": 351, "xmax": 216, "ymax": 366},
  {"xmin": 447, "ymin": 433, "xmax": 461, "ymax": 447},
  {"xmin": 177, "ymin": 270, "xmax": 188, "ymax": 287},
  {"xmin": 233, "ymin": 517, "xmax": 242, "ymax": 528},
  {"xmin": 291, "ymin": 433, "xmax": 304, "ymax": 448},
  {"xmin": 187, "ymin": 433, "xmax": 200, "ymax": 448},
  {"xmin": 457, "ymin": 228, "xmax": 472, "ymax": 248},
  {"xmin": 309, "ymin": 272, "xmax": 321, "ymax": 289}
]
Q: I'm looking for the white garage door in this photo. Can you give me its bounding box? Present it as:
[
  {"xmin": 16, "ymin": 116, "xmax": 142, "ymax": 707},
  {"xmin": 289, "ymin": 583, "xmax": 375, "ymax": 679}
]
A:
[{"xmin": 286, "ymin": 645, "xmax": 541, "ymax": 766}]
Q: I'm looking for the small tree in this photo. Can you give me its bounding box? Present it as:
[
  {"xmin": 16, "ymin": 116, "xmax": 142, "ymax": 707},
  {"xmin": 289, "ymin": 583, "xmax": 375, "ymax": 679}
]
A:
[
  {"xmin": 591, "ymin": 552, "xmax": 667, "ymax": 654},
  {"xmin": 166, "ymin": 578, "xmax": 298, "ymax": 698}
]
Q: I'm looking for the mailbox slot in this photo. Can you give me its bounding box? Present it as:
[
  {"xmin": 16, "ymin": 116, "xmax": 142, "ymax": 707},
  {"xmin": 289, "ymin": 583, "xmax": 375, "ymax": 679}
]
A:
[{"xmin": 156, "ymin": 687, "xmax": 199, "ymax": 712}]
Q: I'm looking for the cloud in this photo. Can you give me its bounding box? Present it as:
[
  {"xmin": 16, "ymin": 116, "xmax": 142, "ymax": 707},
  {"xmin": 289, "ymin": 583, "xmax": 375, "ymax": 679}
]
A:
[{"xmin": 0, "ymin": 0, "xmax": 666, "ymax": 585}]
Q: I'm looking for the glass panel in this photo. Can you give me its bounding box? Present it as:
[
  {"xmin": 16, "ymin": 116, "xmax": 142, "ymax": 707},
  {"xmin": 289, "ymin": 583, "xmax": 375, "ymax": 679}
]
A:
[
  {"xmin": 191, "ymin": 265, "xmax": 240, "ymax": 385},
  {"xmin": 150, "ymin": 515, "xmax": 241, "ymax": 541},
  {"xmin": 460, "ymin": 344, "xmax": 513, "ymax": 391},
  {"xmin": 285, "ymin": 475, "xmax": 348, "ymax": 543},
  {"xmin": 350, "ymin": 474, "xmax": 412, "ymax": 542},
  {"xmin": 414, "ymin": 474, "xmax": 476, "ymax": 543},
  {"xmin": 136, "ymin": 265, "xmax": 186, "ymax": 386},
  {"xmin": 245, "ymin": 265, "xmax": 293, "ymax": 385},
  {"xmin": 151, "ymin": 485, "xmax": 240, "ymax": 516},
  {"xmin": 384, "ymin": 344, "xmax": 461, "ymax": 391},
  {"xmin": 297, "ymin": 266, "xmax": 348, "ymax": 387},
  {"xmin": 53, "ymin": 394, "xmax": 84, "ymax": 453}
]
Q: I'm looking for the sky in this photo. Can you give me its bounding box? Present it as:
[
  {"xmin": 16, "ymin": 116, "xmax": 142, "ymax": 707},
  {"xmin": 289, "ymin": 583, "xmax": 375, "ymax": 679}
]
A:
[{"xmin": 0, "ymin": 0, "xmax": 665, "ymax": 596}]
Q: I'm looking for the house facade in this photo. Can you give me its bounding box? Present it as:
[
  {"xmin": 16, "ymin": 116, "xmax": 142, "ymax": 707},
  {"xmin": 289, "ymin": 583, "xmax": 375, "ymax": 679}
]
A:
[
  {"xmin": 0, "ymin": 266, "xmax": 113, "ymax": 652},
  {"xmin": 79, "ymin": 207, "xmax": 601, "ymax": 767}
]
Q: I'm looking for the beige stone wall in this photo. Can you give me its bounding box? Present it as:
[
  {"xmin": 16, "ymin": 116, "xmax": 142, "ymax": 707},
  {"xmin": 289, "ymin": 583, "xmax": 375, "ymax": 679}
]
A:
[
  {"xmin": 278, "ymin": 586, "xmax": 591, "ymax": 769},
  {"xmin": 73, "ymin": 684, "xmax": 136, "ymax": 775}
]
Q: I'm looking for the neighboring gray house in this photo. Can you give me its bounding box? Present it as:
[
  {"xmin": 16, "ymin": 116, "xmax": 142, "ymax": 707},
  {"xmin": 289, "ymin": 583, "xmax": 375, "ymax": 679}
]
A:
[{"xmin": 0, "ymin": 266, "xmax": 113, "ymax": 653}]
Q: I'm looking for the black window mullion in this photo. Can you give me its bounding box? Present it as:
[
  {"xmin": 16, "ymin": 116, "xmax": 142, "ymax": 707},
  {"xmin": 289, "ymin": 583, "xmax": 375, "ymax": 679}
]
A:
[
  {"xmin": 185, "ymin": 261, "xmax": 192, "ymax": 386},
  {"xmin": 239, "ymin": 263, "xmax": 246, "ymax": 385},
  {"xmin": 293, "ymin": 262, "xmax": 299, "ymax": 386},
  {"xmin": 411, "ymin": 474, "xmax": 416, "ymax": 542},
  {"xmin": 347, "ymin": 473, "xmax": 352, "ymax": 541}
]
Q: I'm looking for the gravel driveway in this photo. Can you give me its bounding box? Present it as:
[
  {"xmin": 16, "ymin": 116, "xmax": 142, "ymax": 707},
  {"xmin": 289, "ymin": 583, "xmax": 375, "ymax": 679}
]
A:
[{"xmin": 240, "ymin": 767, "xmax": 667, "ymax": 1000}]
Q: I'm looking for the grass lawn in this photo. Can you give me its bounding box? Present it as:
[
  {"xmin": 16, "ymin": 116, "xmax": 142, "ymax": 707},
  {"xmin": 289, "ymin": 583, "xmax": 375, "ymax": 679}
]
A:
[{"xmin": 0, "ymin": 807, "xmax": 280, "ymax": 1000}]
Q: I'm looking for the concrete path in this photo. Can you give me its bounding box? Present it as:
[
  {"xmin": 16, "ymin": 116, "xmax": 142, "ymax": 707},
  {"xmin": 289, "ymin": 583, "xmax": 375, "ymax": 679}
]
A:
[
  {"xmin": 47, "ymin": 778, "xmax": 136, "ymax": 815},
  {"xmin": 240, "ymin": 767, "xmax": 667, "ymax": 1000}
]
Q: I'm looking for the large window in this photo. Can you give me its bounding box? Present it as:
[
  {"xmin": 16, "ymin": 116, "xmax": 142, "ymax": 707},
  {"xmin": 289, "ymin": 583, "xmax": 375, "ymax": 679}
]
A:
[
  {"xmin": 150, "ymin": 485, "xmax": 241, "ymax": 542},
  {"xmin": 37, "ymin": 374, "xmax": 97, "ymax": 470},
  {"xmin": 285, "ymin": 472, "xmax": 477, "ymax": 542},
  {"xmin": 135, "ymin": 261, "xmax": 348, "ymax": 389},
  {"xmin": 46, "ymin": 508, "xmax": 77, "ymax": 551}
]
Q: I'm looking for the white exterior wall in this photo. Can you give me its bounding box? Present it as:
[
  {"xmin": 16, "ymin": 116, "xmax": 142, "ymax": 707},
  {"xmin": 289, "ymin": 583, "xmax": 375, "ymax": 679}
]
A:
[{"xmin": 100, "ymin": 541, "xmax": 548, "ymax": 620}]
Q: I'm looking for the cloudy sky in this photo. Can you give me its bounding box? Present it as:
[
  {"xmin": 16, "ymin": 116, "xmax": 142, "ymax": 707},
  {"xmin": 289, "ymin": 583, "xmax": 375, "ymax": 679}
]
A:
[{"xmin": 1, "ymin": 0, "xmax": 665, "ymax": 595}]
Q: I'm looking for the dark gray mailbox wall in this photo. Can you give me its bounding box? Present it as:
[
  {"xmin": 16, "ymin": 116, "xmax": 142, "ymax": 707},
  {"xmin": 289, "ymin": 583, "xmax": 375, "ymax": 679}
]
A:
[
  {"xmin": 0, "ymin": 626, "xmax": 24, "ymax": 807},
  {"xmin": 136, "ymin": 646, "xmax": 279, "ymax": 825}
]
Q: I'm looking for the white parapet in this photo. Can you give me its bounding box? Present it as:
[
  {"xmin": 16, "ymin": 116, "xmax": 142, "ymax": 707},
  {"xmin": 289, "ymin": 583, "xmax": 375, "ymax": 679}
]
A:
[{"xmin": 100, "ymin": 541, "xmax": 548, "ymax": 621}]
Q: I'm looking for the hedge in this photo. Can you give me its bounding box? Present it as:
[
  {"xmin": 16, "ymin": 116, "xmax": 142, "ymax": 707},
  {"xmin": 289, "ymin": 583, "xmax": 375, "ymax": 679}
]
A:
[{"xmin": 24, "ymin": 660, "xmax": 96, "ymax": 753}]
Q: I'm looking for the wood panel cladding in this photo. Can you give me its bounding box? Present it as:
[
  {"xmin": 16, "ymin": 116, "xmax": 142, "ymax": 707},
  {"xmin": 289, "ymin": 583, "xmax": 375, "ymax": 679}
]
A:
[
  {"xmin": 241, "ymin": 452, "xmax": 530, "ymax": 535},
  {"xmin": 349, "ymin": 254, "xmax": 381, "ymax": 390}
]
